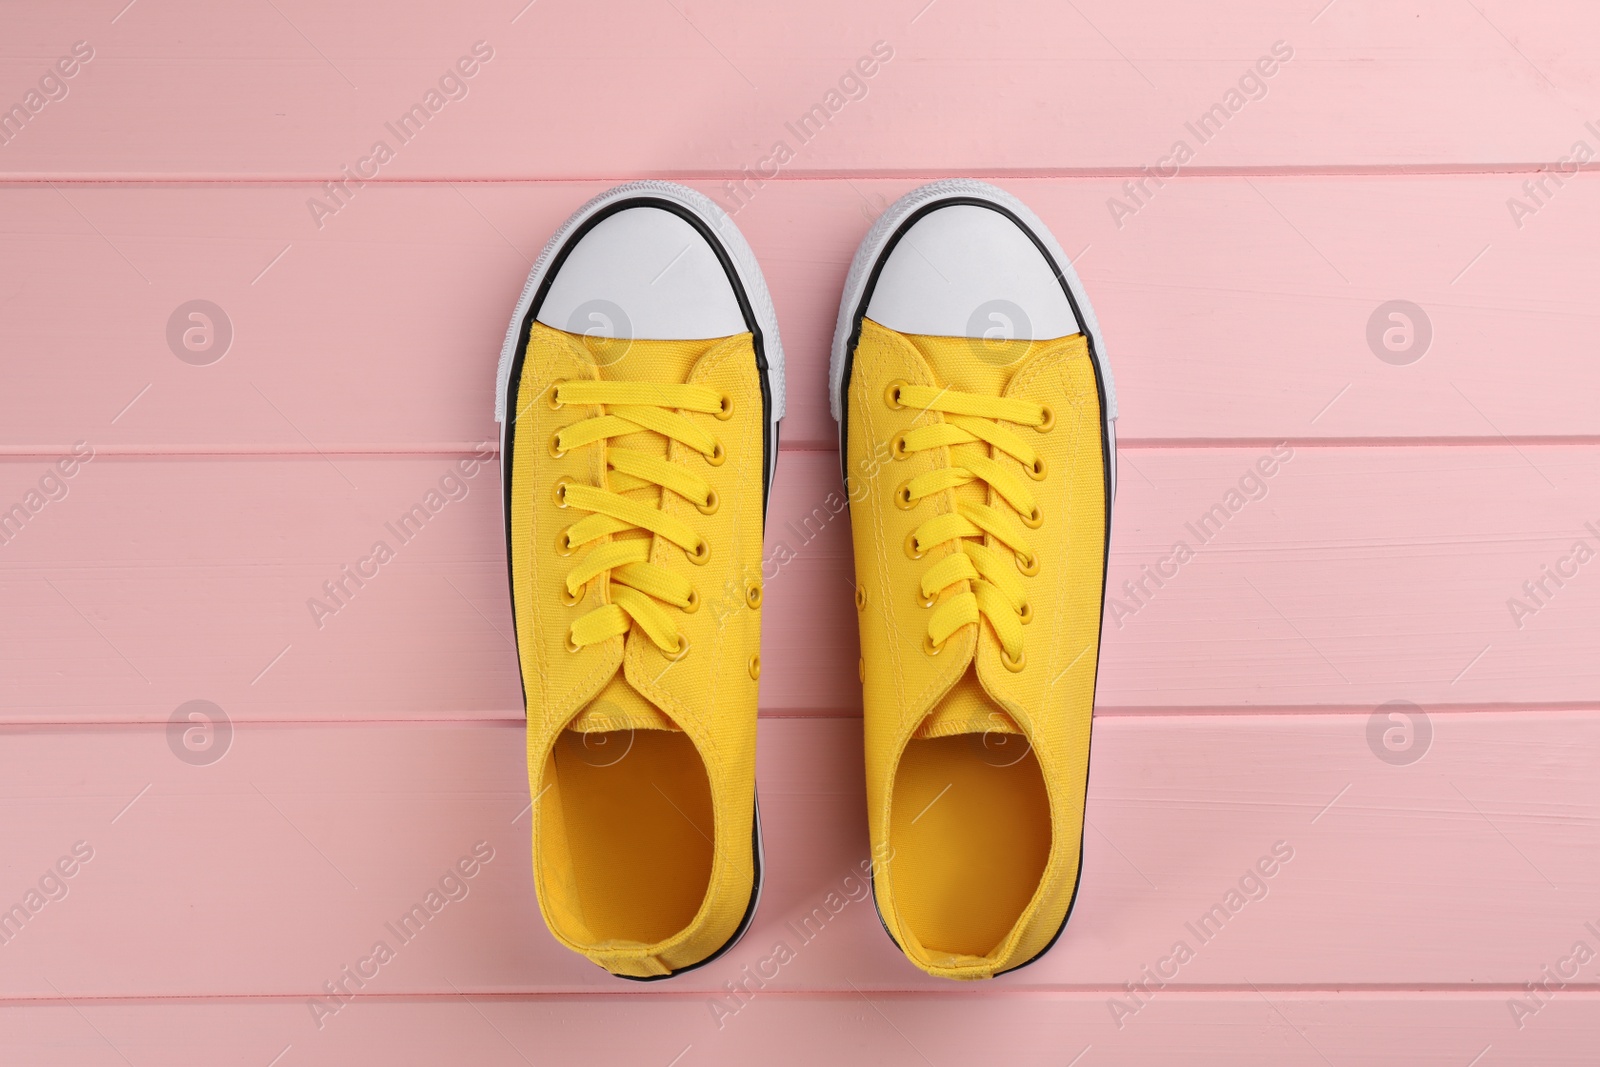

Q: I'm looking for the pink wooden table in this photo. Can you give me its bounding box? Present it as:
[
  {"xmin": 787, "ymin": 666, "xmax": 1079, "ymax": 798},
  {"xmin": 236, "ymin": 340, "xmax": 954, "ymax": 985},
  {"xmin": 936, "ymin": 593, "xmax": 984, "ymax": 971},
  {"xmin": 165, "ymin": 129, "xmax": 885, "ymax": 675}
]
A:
[{"xmin": 3, "ymin": 1, "xmax": 1598, "ymax": 1063}]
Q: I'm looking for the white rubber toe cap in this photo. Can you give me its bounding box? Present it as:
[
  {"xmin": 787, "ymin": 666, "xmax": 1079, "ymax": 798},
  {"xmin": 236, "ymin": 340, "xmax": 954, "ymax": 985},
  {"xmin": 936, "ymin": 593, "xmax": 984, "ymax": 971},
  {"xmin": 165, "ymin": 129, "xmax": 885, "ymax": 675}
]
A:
[
  {"xmin": 535, "ymin": 206, "xmax": 747, "ymax": 341},
  {"xmin": 865, "ymin": 204, "xmax": 1081, "ymax": 342}
]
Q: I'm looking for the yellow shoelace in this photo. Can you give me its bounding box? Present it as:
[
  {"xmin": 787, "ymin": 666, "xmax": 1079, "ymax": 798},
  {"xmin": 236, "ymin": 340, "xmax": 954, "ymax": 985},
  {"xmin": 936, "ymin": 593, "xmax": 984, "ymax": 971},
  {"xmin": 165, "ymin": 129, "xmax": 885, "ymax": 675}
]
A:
[
  {"xmin": 549, "ymin": 378, "xmax": 731, "ymax": 656},
  {"xmin": 887, "ymin": 380, "xmax": 1053, "ymax": 673}
]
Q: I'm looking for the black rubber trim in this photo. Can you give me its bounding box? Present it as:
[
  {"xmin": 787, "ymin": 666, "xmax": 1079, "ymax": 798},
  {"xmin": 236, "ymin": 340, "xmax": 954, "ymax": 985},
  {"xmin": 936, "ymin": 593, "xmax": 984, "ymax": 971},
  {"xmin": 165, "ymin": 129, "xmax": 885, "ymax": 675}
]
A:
[
  {"xmin": 498, "ymin": 194, "xmax": 775, "ymax": 981},
  {"xmin": 841, "ymin": 195, "xmax": 1113, "ymax": 977}
]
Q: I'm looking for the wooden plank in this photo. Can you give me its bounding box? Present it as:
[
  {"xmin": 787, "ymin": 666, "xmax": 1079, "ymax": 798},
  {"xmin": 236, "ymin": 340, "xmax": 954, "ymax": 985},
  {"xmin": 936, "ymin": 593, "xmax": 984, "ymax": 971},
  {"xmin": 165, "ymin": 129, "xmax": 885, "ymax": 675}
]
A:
[
  {"xmin": 4, "ymin": 176, "xmax": 1597, "ymax": 454},
  {"xmin": 3, "ymin": 447, "xmax": 1598, "ymax": 722},
  {"xmin": 4, "ymin": 992, "xmax": 1598, "ymax": 1066},
  {"xmin": 0, "ymin": 1, "xmax": 1594, "ymax": 178},
  {"xmin": 0, "ymin": 713, "xmax": 1594, "ymax": 1002},
  {"xmin": 4, "ymin": 0, "xmax": 1592, "ymax": 1052}
]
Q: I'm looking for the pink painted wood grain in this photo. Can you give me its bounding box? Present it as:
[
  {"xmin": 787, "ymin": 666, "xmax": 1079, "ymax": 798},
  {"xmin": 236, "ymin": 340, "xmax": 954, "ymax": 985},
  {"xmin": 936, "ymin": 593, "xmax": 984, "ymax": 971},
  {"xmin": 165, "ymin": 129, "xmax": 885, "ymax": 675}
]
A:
[
  {"xmin": 0, "ymin": 714, "xmax": 1594, "ymax": 1002},
  {"xmin": 4, "ymin": 0, "xmax": 1599, "ymax": 1058},
  {"xmin": 3, "ymin": 447, "xmax": 1597, "ymax": 722},
  {"xmin": 2, "ymin": 178, "xmax": 1598, "ymax": 454},
  {"xmin": 4, "ymin": 994, "xmax": 1598, "ymax": 1067},
  {"xmin": 0, "ymin": 1, "xmax": 1595, "ymax": 178}
]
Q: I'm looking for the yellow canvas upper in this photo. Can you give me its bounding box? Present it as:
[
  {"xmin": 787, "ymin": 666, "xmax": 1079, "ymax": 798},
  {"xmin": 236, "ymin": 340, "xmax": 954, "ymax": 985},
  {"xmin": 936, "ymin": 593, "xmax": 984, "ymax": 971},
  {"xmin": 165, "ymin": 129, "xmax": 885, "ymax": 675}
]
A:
[
  {"xmin": 510, "ymin": 322, "xmax": 766, "ymax": 978},
  {"xmin": 846, "ymin": 317, "xmax": 1107, "ymax": 979}
]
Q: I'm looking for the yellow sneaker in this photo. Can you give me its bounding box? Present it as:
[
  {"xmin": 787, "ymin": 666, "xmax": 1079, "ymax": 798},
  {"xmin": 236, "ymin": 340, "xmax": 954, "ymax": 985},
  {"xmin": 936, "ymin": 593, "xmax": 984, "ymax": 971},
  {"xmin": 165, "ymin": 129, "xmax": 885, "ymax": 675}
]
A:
[
  {"xmin": 830, "ymin": 180, "xmax": 1116, "ymax": 979},
  {"xmin": 496, "ymin": 182, "xmax": 783, "ymax": 979}
]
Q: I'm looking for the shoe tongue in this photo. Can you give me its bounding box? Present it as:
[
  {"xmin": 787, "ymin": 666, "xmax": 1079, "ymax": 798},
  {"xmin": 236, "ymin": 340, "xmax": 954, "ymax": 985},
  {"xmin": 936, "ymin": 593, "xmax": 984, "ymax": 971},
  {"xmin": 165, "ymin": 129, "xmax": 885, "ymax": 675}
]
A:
[
  {"xmin": 594, "ymin": 335, "xmax": 704, "ymax": 383},
  {"xmin": 937, "ymin": 337, "xmax": 1018, "ymax": 397},
  {"xmin": 914, "ymin": 666, "xmax": 1022, "ymax": 739},
  {"xmin": 569, "ymin": 671, "xmax": 682, "ymax": 733}
]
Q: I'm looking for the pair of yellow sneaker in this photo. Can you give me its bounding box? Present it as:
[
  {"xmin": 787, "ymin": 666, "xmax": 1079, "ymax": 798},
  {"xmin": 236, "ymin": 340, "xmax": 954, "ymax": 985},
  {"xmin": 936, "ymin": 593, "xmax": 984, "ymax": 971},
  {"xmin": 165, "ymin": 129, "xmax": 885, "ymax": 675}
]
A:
[{"xmin": 496, "ymin": 180, "xmax": 1116, "ymax": 981}]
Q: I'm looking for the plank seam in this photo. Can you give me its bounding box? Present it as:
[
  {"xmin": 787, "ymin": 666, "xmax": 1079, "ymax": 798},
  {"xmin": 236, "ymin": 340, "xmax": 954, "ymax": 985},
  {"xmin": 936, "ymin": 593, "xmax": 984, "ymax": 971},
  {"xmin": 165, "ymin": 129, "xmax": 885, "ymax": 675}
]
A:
[
  {"xmin": 7, "ymin": 164, "xmax": 1600, "ymax": 184},
  {"xmin": 3, "ymin": 985, "xmax": 1600, "ymax": 1005},
  {"xmin": 6, "ymin": 437, "xmax": 1600, "ymax": 461},
  {"xmin": 0, "ymin": 704, "xmax": 1593, "ymax": 728}
]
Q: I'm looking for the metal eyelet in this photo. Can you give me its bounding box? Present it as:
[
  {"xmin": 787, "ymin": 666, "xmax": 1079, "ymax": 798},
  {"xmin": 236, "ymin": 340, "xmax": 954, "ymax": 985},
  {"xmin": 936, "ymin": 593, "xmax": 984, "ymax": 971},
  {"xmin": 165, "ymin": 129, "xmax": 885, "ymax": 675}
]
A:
[
  {"xmin": 904, "ymin": 530, "xmax": 924, "ymax": 560},
  {"xmin": 893, "ymin": 482, "xmax": 916, "ymax": 510},
  {"xmin": 891, "ymin": 433, "xmax": 912, "ymax": 460},
  {"xmin": 553, "ymin": 478, "xmax": 572, "ymax": 507},
  {"xmin": 1019, "ymin": 601, "xmax": 1033, "ymax": 624},
  {"xmin": 664, "ymin": 636, "xmax": 691, "ymax": 662},
  {"xmin": 696, "ymin": 488, "xmax": 720, "ymax": 516},
  {"xmin": 885, "ymin": 380, "xmax": 909, "ymax": 409},
  {"xmin": 855, "ymin": 585, "xmax": 868, "ymax": 612},
  {"xmin": 1022, "ymin": 503, "xmax": 1044, "ymax": 529},
  {"xmin": 918, "ymin": 590, "xmax": 937, "ymax": 608},
  {"xmin": 561, "ymin": 582, "xmax": 584, "ymax": 607},
  {"xmin": 922, "ymin": 633, "xmax": 944, "ymax": 657},
  {"xmin": 715, "ymin": 394, "xmax": 735, "ymax": 421},
  {"xmin": 556, "ymin": 528, "xmax": 577, "ymax": 556},
  {"xmin": 746, "ymin": 582, "xmax": 763, "ymax": 609},
  {"xmin": 564, "ymin": 630, "xmax": 582, "ymax": 653},
  {"xmin": 1036, "ymin": 405, "xmax": 1055, "ymax": 433},
  {"xmin": 683, "ymin": 588, "xmax": 701, "ymax": 614},
  {"xmin": 546, "ymin": 381, "xmax": 565, "ymax": 409},
  {"xmin": 1016, "ymin": 551, "xmax": 1040, "ymax": 577},
  {"xmin": 548, "ymin": 432, "xmax": 567, "ymax": 459},
  {"xmin": 747, "ymin": 653, "xmax": 761, "ymax": 680},
  {"xmin": 706, "ymin": 441, "xmax": 726, "ymax": 466},
  {"xmin": 688, "ymin": 539, "xmax": 711, "ymax": 566},
  {"xmin": 1001, "ymin": 646, "xmax": 1026, "ymax": 673},
  {"xmin": 1028, "ymin": 455, "xmax": 1048, "ymax": 481}
]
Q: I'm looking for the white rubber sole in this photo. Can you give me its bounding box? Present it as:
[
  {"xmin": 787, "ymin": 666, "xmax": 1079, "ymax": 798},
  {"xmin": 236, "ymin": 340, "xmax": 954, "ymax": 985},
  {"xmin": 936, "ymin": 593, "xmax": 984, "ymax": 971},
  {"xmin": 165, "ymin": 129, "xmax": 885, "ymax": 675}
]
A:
[{"xmin": 827, "ymin": 179, "xmax": 1116, "ymax": 502}]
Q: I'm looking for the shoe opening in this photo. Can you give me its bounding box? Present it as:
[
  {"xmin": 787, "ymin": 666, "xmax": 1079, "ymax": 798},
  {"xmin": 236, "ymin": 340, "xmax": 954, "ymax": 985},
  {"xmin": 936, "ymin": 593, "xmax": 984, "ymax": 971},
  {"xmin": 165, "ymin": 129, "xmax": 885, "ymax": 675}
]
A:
[
  {"xmin": 888, "ymin": 671, "xmax": 1050, "ymax": 959},
  {"xmin": 541, "ymin": 722, "xmax": 714, "ymax": 946}
]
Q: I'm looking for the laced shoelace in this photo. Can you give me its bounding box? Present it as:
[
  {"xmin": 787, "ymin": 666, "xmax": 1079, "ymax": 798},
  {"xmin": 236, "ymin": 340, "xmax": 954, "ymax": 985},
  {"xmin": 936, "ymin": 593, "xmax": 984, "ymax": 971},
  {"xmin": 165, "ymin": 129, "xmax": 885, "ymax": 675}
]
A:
[
  {"xmin": 887, "ymin": 380, "xmax": 1054, "ymax": 673},
  {"xmin": 548, "ymin": 378, "xmax": 731, "ymax": 656}
]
